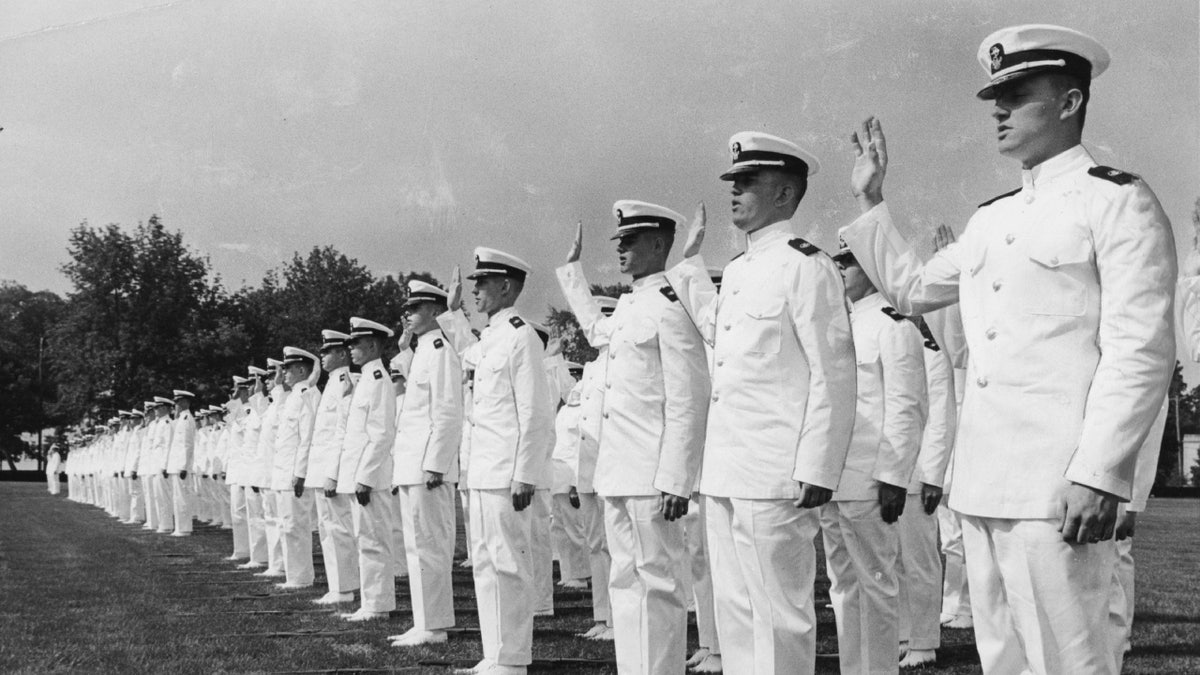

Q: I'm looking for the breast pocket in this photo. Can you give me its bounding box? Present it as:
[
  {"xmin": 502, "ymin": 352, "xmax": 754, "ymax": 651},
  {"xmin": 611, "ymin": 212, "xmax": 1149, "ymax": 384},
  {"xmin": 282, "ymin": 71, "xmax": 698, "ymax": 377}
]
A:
[
  {"xmin": 742, "ymin": 296, "xmax": 784, "ymax": 354},
  {"xmin": 1024, "ymin": 234, "xmax": 1093, "ymax": 317}
]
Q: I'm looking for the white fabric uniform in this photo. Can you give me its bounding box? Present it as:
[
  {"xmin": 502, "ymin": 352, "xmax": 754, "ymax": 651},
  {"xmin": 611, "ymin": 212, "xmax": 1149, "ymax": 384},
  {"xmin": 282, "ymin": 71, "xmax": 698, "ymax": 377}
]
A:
[
  {"xmin": 393, "ymin": 330, "xmax": 463, "ymax": 630},
  {"xmin": 165, "ymin": 409, "xmax": 196, "ymax": 535},
  {"xmin": 550, "ymin": 395, "xmax": 589, "ymax": 582},
  {"xmin": 898, "ymin": 316, "xmax": 956, "ymax": 652},
  {"xmin": 664, "ymin": 223, "xmax": 856, "ymax": 675},
  {"xmin": 312, "ymin": 366, "xmax": 359, "ymax": 594},
  {"xmin": 439, "ymin": 305, "xmax": 553, "ymax": 668},
  {"xmin": 337, "ymin": 357, "xmax": 397, "ymax": 614},
  {"xmin": 46, "ymin": 449, "xmax": 62, "ymax": 495},
  {"xmin": 241, "ymin": 393, "xmax": 270, "ymax": 564},
  {"xmin": 840, "ymin": 145, "xmax": 1176, "ymax": 675},
  {"xmin": 254, "ymin": 387, "xmax": 285, "ymax": 573},
  {"xmin": 223, "ymin": 399, "xmax": 251, "ymax": 558},
  {"xmin": 149, "ymin": 414, "xmax": 174, "ymax": 532},
  {"xmin": 273, "ymin": 382, "xmax": 320, "ymax": 586},
  {"xmin": 122, "ymin": 429, "xmax": 144, "ymax": 522},
  {"xmin": 574, "ymin": 354, "xmax": 612, "ymax": 624},
  {"xmin": 821, "ymin": 291, "xmax": 925, "ymax": 675},
  {"xmin": 558, "ymin": 262, "xmax": 709, "ymax": 675}
]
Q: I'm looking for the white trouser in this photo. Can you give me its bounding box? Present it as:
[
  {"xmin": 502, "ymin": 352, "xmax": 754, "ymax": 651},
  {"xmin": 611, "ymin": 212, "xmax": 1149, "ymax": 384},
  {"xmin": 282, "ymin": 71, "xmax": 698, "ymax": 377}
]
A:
[
  {"xmin": 47, "ymin": 472, "xmax": 60, "ymax": 495},
  {"xmin": 683, "ymin": 499, "xmax": 719, "ymax": 653},
  {"xmin": 215, "ymin": 479, "xmax": 231, "ymax": 527},
  {"xmin": 126, "ymin": 476, "xmax": 144, "ymax": 522},
  {"xmin": 142, "ymin": 475, "xmax": 157, "ymax": 530},
  {"xmin": 400, "ymin": 483, "xmax": 457, "ymax": 631},
  {"xmin": 821, "ymin": 500, "xmax": 900, "ymax": 675},
  {"xmin": 316, "ymin": 492, "xmax": 360, "ymax": 593},
  {"xmin": 153, "ymin": 474, "xmax": 173, "ymax": 531},
  {"xmin": 192, "ymin": 475, "xmax": 206, "ymax": 522},
  {"xmin": 708, "ymin": 496, "xmax": 817, "ymax": 675},
  {"xmin": 550, "ymin": 493, "xmax": 590, "ymax": 581},
  {"xmin": 897, "ymin": 494, "xmax": 941, "ymax": 650},
  {"xmin": 459, "ymin": 488, "xmax": 472, "ymax": 564},
  {"xmin": 531, "ymin": 489, "xmax": 553, "ymax": 612},
  {"xmin": 577, "ymin": 492, "xmax": 611, "ymax": 623},
  {"xmin": 962, "ymin": 515, "xmax": 1118, "ymax": 675},
  {"xmin": 937, "ymin": 502, "xmax": 971, "ymax": 620},
  {"xmin": 245, "ymin": 487, "xmax": 269, "ymax": 564},
  {"xmin": 279, "ymin": 488, "xmax": 315, "ymax": 585},
  {"xmin": 263, "ymin": 489, "xmax": 285, "ymax": 572},
  {"xmin": 229, "ymin": 484, "xmax": 249, "ymax": 558},
  {"xmin": 169, "ymin": 474, "xmax": 193, "ymax": 534},
  {"xmin": 604, "ymin": 494, "xmax": 687, "ymax": 675},
  {"xmin": 351, "ymin": 490, "xmax": 396, "ymax": 613},
  {"xmin": 386, "ymin": 489, "xmax": 408, "ymax": 577},
  {"xmin": 115, "ymin": 476, "xmax": 131, "ymax": 521},
  {"xmin": 469, "ymin": 487, "xmax": 534, "ymax": 667},
  {"xmin": 1108, "ymin": 533, "xmax": 1135, "ymax": 671}
]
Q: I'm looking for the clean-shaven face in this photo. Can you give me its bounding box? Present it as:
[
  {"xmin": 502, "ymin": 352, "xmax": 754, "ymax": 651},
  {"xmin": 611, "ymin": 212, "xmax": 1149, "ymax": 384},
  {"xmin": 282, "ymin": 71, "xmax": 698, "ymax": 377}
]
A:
[
  {"xmin": 472, "ymin": 276, "xmax": 507, "ymax": 316},
  {"xmin": 990, "ymin": 74, "xmax": 1070, "ymax": 166}
]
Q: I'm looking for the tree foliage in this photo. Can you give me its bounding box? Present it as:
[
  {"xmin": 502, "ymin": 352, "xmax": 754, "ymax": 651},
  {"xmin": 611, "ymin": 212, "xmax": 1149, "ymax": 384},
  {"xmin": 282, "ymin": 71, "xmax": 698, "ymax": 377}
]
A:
[
  {"xmin": 544, "ymin": 282, "xmax": 631, "ymax": 366},
  {"xmin": 0, "ymin": 281, "xmax": 65, "ymax": 467}
]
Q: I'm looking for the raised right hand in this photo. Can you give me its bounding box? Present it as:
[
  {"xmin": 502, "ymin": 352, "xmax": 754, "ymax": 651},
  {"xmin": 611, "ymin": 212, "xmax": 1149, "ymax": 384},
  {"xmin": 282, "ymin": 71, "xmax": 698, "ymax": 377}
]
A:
[
  {"xmin": 850, "ymin": 116, "xmax": 888, "ymax": 212},
  {"xmin": 447, "ymin": 265, "xmax": 463, "ymax": 312},
  {"xmin": 566, "ymin": 220, "xmax": 583, "ymax": 264}
]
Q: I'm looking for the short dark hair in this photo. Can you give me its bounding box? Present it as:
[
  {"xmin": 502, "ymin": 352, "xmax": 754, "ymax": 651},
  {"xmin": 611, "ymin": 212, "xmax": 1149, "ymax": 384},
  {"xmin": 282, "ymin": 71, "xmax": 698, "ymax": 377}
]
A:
[{"xmin": 1048, "ymin": 72, "xmax": 1090, "ymax": 129}]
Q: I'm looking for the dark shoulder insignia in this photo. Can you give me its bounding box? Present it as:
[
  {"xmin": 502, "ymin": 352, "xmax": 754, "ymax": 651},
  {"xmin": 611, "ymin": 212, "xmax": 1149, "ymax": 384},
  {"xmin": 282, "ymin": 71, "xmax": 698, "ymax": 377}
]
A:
[
  {"xmin": 787, "ymin": 238, "xmax": 820, "ymax": 256},
  {"xmin": 433, "ymin": 338, "xmax": 444, "ymax": 349},
  {"xmin": 912, "ymin": 316, "xmax": 941, "ymax": 352},
  {"xmin": 660, "ymin": 286, "xmax": 679, "ymax": 303},
  {"xmin": 373, "ymin": 370, "xmax": 383, "ymax": 380},
  {"xmin": 339, "ymin": 373, "xmax": 347, "ymax": 381},
  {"xmin": 509, "ymin": 316, "xmax": 525, "ymax": 329},
  {"xmin": 882, "ymin": 306, "xmax": 906, "ymax": 322},
  {"xmin": 1088, "ymin": 165, "xmax": 1136, "ymax": 185},
  {"xmin": 978, "ymin": 187, "xmax": 1021, "ymax": 208}
]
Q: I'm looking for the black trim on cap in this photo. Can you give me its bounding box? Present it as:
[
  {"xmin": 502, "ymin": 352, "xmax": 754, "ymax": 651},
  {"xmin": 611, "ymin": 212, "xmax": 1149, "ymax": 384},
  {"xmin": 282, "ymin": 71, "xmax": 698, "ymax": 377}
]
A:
[
  {"xmin": 349, "ymin": 328, "xmax": 390, "ymax": 339},
  {"xmin": 471, "ymin": 261, "xmax": 527, "ymax": 283},
  {"xmin": 617, "ymin": 215, "xmax": 677, "ymax": 228},
  {"xmin": 731, "ymin": 150, "xmax": 809, "ymax": 176},
  {"xmin": 992, "ymin": 48, "xmax": 1092, "ymax": 78}
]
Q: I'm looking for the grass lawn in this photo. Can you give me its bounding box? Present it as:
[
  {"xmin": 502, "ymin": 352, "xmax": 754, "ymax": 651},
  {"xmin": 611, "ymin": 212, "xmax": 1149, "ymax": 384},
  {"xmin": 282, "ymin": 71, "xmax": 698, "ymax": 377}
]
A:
[{"xmin": 0, "ymin": 482, "xmax": 1196, "ymax": 673}]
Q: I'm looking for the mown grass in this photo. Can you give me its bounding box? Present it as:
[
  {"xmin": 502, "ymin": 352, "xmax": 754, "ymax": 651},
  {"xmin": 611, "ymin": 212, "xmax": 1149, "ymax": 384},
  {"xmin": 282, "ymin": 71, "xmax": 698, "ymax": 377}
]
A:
[{"xmin": 0, "ymin": 483, "xmax": 1196, "ymax": 673}]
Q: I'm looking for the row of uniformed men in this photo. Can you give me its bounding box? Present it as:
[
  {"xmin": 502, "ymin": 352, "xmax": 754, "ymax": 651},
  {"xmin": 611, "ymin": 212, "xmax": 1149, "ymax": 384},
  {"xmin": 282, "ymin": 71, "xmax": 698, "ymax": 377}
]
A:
[{"xmin": 57, "ymin": 22, "xmax": 1181, "ymax": 675}]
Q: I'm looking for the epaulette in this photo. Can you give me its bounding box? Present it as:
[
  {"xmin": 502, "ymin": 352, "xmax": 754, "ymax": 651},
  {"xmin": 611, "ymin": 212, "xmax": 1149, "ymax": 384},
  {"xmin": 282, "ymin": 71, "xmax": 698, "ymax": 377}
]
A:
[
  {"xmin": 978, "ymin": 187, "xmax": 1021, "ymax": 208},
  {"xmin": 1088, "ymin": 165, "xmax": 1136, "ymax": 186},
  {"xmin": 373, "ymin": 369, "xmax": 384, "ymax": 380},
  {"xmin": 882, "ymin": 306, "xmax": 906, "ymax": 322},
  {"xmin": 787, "ymin": 238, "xmax": 821, "ymax": 256},
  {"xmin": 660, "ymin": 286, "xmax": 679, "ymax": 303},
  {"xmin": 433, "ymin": 338, "xmax": 444, "ymax": 349},
  {"xmin": 509, "ymin": 316, "xmax": 525, "ymax": 329},
  {"xmin": 339, "ymin": 373, "xmax": 348, "ymax": 382}
]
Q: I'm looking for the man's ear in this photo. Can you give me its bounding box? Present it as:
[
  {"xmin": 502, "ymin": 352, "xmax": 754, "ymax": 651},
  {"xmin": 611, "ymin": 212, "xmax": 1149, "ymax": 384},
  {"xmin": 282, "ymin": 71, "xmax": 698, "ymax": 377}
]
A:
[{"xmin": 1060, "ymin": 87, "xmax": 1084, "ymax": 120}]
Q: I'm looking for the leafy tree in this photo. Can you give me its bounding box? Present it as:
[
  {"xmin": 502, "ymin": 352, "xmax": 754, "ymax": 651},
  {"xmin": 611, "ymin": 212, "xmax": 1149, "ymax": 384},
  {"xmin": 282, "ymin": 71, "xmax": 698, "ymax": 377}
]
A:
[
  {"xmin": 51, "ymin": 216, "xmax": 242, "ymax": 424},
  {"xmin": 0, "ymin": 282, "xmax": 65, "ymax": 469}
]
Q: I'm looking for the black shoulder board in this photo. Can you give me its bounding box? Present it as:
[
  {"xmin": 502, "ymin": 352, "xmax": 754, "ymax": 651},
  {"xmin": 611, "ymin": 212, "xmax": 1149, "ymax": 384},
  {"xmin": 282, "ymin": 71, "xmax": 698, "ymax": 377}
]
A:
[
  {"xmin": 339, "ymin": 373, "xmax": 347, "ymax": 381},
  {"xmin": 373, "ymin": 370, "xmax": 383, "ymax": 380},
  {"xmin": 509, "ymin": 316, "xmax": 525, "ymax": 329},
  {"xmin": 913, "ymin": 316, "xmax": 941, "ymax": 352},
  {"xmin": 1088, "ymin": 165, "xmax": 1136, "ymax": 185},
  {"xmin": 978, "ymin": 187, "xmax": 1020, "ymax": 208},
  {"xmin": 881, "ymin": 306, "xmax": 906, "ymax": 322},
  {"xmin": 787, "ymin": 238, "xmax": 820, "ymax": 256},
  {"xmin": 660, "ymin": 286, "xmax": 679, "ymax": 303},
  {"xmin": 433, "ymin": 338, "xmax": 444, "ymax": 349}
]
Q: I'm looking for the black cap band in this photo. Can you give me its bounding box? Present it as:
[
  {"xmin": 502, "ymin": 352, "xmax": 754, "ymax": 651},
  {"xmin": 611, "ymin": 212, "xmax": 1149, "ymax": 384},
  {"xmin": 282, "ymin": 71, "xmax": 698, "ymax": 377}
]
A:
[{"xmin": 732, "ymin": 150, "xmax": 809, "ymax": 176}]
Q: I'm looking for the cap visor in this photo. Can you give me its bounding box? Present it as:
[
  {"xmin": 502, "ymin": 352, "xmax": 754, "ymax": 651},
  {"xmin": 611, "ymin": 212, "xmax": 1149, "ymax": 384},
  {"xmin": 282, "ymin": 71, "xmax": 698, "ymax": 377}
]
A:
[
  {"xmin": 719, "ymin": 163, "xmax": 765, "ymax": 181},
  {"xmin": 977, "ymin": 66, "xmax": 1064, "ymax": 100},
  {"xmin": 466, "ymin": 270, "xmax": 507, "ymax": 280}
]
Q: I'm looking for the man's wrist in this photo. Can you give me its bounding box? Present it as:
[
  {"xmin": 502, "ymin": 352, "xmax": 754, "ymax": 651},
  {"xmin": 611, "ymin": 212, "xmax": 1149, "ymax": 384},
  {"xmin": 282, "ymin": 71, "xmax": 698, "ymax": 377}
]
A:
[{"xmin": 856, "ymin": 191, "xmax": 883, "ymax": 214}]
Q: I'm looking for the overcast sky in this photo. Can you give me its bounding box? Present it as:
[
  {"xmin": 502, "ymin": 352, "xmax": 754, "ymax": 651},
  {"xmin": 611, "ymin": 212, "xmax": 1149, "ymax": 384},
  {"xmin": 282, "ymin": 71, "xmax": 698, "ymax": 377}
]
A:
[{"xmin": 2, "ymin": 1, "xmax": 1198, "ymax": 377}]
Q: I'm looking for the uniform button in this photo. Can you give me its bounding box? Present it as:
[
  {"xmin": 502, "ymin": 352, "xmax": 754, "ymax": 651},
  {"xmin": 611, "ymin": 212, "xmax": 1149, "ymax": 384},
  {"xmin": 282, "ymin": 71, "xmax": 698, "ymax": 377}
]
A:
[
  {"xmin": 976, "ymin": 377, "xmax": 988, "ymax": 388},
  {"xmin": 711, "ymin": 395, "xmax": 719, "ymax": 403},
  {"xmin": 985, "ymin": 329, "xmax": 997, "ymax": 340},
  {"xmin": 716, "ymin": 360, "xmax": 724, "ymax": 367},
  {"xmin": 1005, "ymin": 234, "xmax": 1015, "ymax": 244},
  {"xmin": 724, "ymin": 324, "xmax": 731, "ymax": 331},
  {"xmin": 603, "ymin": 412, "xmax": 609, "ymax": 419},
  {"xmin": 609, "ymin": 353, "xmax": 616, "ymax": 360},
  {"xmin": 606, "ymin": 383, "xmax": 612, "ymax": 389},
  {"xmin": 1023, "ymin": 193, "xmax": 1034, "ymax": 204},
  {"xmin": 992, "ymin": 280, "xmax": 1002, "ymax": 292},
  {"xmin": 1049, "ymin": 256, "xmax": 1059, "ymax": 265},
  {"xmin": 732, "ymin": 289, "xmax": 740, "ymax": 295}
]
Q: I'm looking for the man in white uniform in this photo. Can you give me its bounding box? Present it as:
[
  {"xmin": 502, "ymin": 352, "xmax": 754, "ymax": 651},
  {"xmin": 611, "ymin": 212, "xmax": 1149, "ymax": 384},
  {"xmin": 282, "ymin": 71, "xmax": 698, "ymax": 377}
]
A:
[
  {"xmin": 666, "ymin": 133, "xmax": 856, "ymax": 675},
  {"xmin": 312, "ymin": 329, "xmax": 361, "ymax": 605},
  {"xmin": 387, "ymin": 280, "xmax": 463, "ymax": 648},
  {"xmin": 842, "ymin": 25, "xmax": 1176, "ymax": 674},
  {"xmin": 441, "ymin": 248, "xmax": 553, "ymax": 675},
  {"xmin": 137, "ymin": 401, "xmax": 159, "ymax": 531},
  {"xmin": 337, "ymin": 317, "xmax": 398, "ymax": 622},
  {"xmin": 122, "ymin": 414, "xmax": 145, "ymax": 523},
  {"xmin": 224, "ymin": 376, "xmax": 252, "ymax": 563},
  {"xmin": 238, "ymin": 366, "xmax": 272, "ymax": 570},
  {"xmin": 558, "ymin": 202, "xmax": 710, "ymax": 675},
  {"xmin": 897, "ymin": 317, "xmax": 956, "ymax": 668},
  {"xmin": 149, "ymin": 397, "xmax": 174, "ymax": 534},
  {"xmin": 165, "ymin": 390, "xmax": 197, "ymax": 537},
  {"xmin": 45, "ymin": 443, "xmax": 63, "ymax": 495},
  {"xmin": 254, "ymin": 360, "xmax": 287, "ymax": 578},
  {"xmin": 272, "ymin": 347, "xmax": 321, "ymax": 589},
  {"xmin": 823, "ymin": 246, "xmax": 925, "ymax": 675}
]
